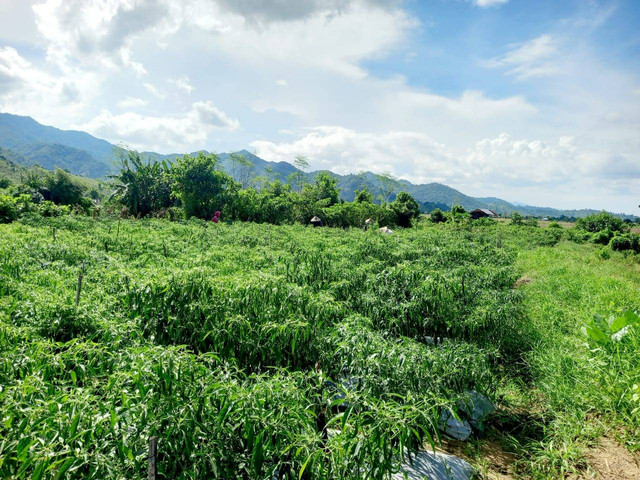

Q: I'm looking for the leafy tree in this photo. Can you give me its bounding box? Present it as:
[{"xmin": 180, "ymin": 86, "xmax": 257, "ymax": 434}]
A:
[
  {"xmin": 228, "ymin": 152, "xmax": 254, "ymax": 188},
  {"xmin": 354, "ymin": 188, "xmax": 373, "ymax": 203},
  {"xmin": 0, "ymin": 195, "xmax": 17, "ymax": 223},
  {"xmin": 171, "ymin": 152, "xmax": 237, "ymax": 219},
  {"xmin": 293, "ymin": 155, "xmax": 310, "ymax": 172},
  {"xmin": 576, "ymin": 211, "xmax": 626, "ymax": 233},
  {"xmin": 510, "ymin": 212, "xmax": 524, "ymax": 225},
  {"xmin": 430, "ymin": 208, "xmax": 447, "ymax": 223},
  {"xmin": 44, "ymin": 169, "xmax": 87, "ymax": 206},
  {"xmin": 109, "ymin": 150, "xmax": 172, "ymax": 217},
  {"xmin": 0, "ymin": 176, "xmax": 11, "ymax": 189},
  {"xmin": 375, "ymin": 172, "xmax": 397, "ymax": 204},
  {"xmin": 390, "ymin": 192, "xmax": 420, "ymax": 227},
  {"xmin": 286, "ymin": 171, "xmax": 306, "ymax": 193},
  {"xmin": 310, "ymin": 172, "xmax": 340, "ymax": 206}
]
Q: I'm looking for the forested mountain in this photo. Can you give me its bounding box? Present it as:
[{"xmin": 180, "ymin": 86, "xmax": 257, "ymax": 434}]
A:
[{"xmin": 0, "ymin": 113, "xmax": 634, "ymax": 218}]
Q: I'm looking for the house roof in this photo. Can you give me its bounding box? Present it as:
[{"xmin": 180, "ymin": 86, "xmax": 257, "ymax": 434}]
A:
[{"xmin": 472, "ymin": 208, "xmax": 498, "ymax": 216}]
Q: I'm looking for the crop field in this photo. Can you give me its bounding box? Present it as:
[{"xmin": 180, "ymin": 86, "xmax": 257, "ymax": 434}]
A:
[{"xmin": 0, "ymin": 216, "xmax": 638, "ymax": 479}]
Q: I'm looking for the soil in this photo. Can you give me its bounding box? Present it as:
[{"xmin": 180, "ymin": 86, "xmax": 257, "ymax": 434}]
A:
[
  {"xmin": 440, "ymin": 438, "xmax": 518, "ymax": 480},
  {"xmin": 579, "ymin": 436, "xmax": 640, "ymax": 480},
  {"xmin": 513, "ymin": 276, "xmax": 533, "ymax": 288}
]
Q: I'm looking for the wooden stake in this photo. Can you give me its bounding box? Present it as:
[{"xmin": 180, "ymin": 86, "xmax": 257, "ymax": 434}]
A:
[
  {"xmin": 75, "ymin": 263, "xmax": 85, "ymax": 306},
  {"xmin": 148, "ymin": 436, "xmax": 158, "ymax": 480}
]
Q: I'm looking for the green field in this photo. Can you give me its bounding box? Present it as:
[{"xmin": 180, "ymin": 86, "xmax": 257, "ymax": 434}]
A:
[{"xmin": 0, "ymin": 216, "xmax": 638, "ymax": 479}]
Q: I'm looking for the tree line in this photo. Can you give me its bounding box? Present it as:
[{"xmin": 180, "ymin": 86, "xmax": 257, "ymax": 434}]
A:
[{"xmin": 1, "ymin": 150, "xmax": 422, "ymax": 228}]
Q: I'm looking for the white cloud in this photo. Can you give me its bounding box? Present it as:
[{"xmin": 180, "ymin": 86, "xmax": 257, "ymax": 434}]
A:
[
  {"xmin": 32, "ymin": 0, "xmax": 174, "ymax": 74},
  {"xmin": 80, "ymin": 101, "xmax": 239, "ymax": 152},
  {"xmin": 143, "ymin": 82, "xmax": 165, "ymax": 99},
  {"xmin": 0, "ymin": 46, "xmax": 97, "ymax": 125},
  {"xmin": 117, "ymin": 96, "xmax": 148, "ymax": 108},
  {"xmin": 484, "ymin": 34, "xmax": 559, "ymax": 79},
  {"xmin": 251, "ymin": 127, "xmax": 640, "ymax": 208},
  {"xmin": 169, "ymin": 75, "xmax": 194, "ymax": 94},
  {"xmin": 275, "ymin": 79, "xmax": 288, "ymax": 86},
  {"xmin": 474, "ymin": 0, "xmax": 509, "ymax": 7}
]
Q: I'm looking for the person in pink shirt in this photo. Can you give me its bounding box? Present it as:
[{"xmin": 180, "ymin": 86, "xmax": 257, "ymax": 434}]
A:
[{"xmin": 211, "ymin": 211, "xmax": 220, "ymax": 223}]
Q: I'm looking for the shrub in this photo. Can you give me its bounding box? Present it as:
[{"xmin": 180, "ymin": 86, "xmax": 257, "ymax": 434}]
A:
[
  {"xmin": 37, "ymin": 200, "xmax": 70, "ymax": 217},
  {"xmin": 390, "ymin": 192, "xmax": 420, "ymax": 228},
  {"xmin": 548, "ymin": 221, "xmax": 562, "ymax": 229},
  {"xmin": 0, "ymin": 194, "xmax": 17, "ymax": 223},
  {"xmin": 610, "ymin": 233, "xmax": 640, "ymax": 253},
  {"xmin": 430, "ymin": 208, "xmax": 447, "ymax": 223},
  {"xmin": 576, "ymin": 211, "xmax": 626, "ymax": 233},
  {"xmin": 510, "ymin": 212, "xmax": 524, "ymax": 225},
  {"xmin": 592, "ymin": 228, "xmax": 613, "ymax": 245},
  {"xmin": 0, "ymin": 176, "xmax": 12, "ymax": 189}
]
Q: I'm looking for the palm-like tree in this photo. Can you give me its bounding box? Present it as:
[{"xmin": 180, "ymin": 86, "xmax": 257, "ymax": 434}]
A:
[{"xmin": 109, "ymin": 151, "xmax": 172, "ymax": 217}]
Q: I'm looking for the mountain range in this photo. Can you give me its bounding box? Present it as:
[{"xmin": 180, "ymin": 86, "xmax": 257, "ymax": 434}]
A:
[{"xmin": 0, "ymin": 112, "xmax": 635, "ymax": 219}]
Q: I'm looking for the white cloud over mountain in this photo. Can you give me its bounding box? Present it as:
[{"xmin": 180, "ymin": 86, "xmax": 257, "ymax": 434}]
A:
[{"xmin": 0, "ymin": 0, "xmax": 638, "ymax": 212}]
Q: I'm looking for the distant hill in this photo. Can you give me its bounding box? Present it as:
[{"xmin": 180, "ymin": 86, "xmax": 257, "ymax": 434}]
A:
[
  {"xmin": 0, "ymin": 112, "xmax": 635, "ymax": 219},
  {"xmin": 0, "ymin": 113, "xmax": 114, "ymax": 177}
]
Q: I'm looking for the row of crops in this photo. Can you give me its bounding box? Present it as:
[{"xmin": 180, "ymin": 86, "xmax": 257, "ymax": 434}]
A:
[{"xmin": 0, "ymin": 216, "xmax": 537, "ymax": 479}]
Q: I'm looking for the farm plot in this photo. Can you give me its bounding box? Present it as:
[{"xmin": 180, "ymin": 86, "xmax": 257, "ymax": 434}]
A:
[{"xmin": 1, "ymin": 216, "xmax": 535, "ymax": 479}]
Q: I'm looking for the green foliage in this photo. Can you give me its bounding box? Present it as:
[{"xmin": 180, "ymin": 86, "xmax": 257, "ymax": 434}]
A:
[
  {"xmin": 576, "ymin": 211, "xmax": 627, "ymax": 233},
  {"xmin": 430, "ymin": 208, "xmax": 447, "ymax": 223},
  {"xmin": 0, "ymin": 176, "xmax": 11, "ymax": 189},
  {"xmin": 0, "ymin": 217, "xmax": 537, "ymax": 479},
  {"xmin": 354, "ymin": 188, "xmax": 373, "ymax": 203},
  {"xmin": 610, "ymin": 233, "xmax": 640, "ymax": 253},
  {"xmin": 0, "ymin": 194, "xmax": 17, "ymax": 223},
  {"xmin": 45, "ymin": 168, "xmax": 87, "ymax": 207},
  {"xmin": 510, "ymin": 211, "xmax": 524, "ymax": 225},
  {"xmin": 308, "ymin": 172, "xmax": 340, "ymax": 207},
  {"xmin": 389, "ymin": 191, "xmax": 420, "ymax": 228},
  {"xmin": 109, "ymin": 150, "xmax": 172, "ymax": 217},
  {"xmin": 321, "ymin": 201, "xmax": 395, "ymax": 228},
  {"xmin": 170, "ymin": 152, "xmax": 237, "ymax": 219}
]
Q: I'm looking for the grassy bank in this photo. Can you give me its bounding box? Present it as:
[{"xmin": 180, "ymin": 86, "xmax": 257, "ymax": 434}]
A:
[{"xmin": 503, "ymin": 241, "xmax": 640, "ymax": 477}]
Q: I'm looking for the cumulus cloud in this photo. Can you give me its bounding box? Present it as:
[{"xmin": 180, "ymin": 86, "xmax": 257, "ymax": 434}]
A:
[
  {"xmin": 32, "ymin": 0, "xmax": 174, "ymax": 74},
  {"xmin": 80, "ymin": 101, "xmax": 239, "ymax": 152},
  {"xmin": 0, "ymin": 46, "xmax": 97, "ymax": 125},
  {"xmin": 251, "ymin": 127, "xmax": 625, "ymax": 190}
]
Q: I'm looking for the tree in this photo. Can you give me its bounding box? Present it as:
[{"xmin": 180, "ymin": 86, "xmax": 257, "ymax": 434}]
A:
[
  {"xmin": 390, "ymin": 192, "xmax": 420, "ymax": 227},
  {"xmin": 170, "ymin": 152, "xmax": 237, "ymax": 219},
  {"xmin": 45, "ymin": 169, "xmax": 86, "ymax": 206},
  {"xmin": 228, "ymin": 152, "xmax": 254, "ymax": 188},
  {"xmin": 510, "ymin": 212, "xmax": 524, "ymax": 225},
  {"xmin": 286, "ymin": 171, "xmax": 305, "ymax": 193},
  {"xmin": 576, "ymin": 211, "xmax": 626, "ymax": 233},
  {"xmin": 449, "ymin": 204, "xmax": 468, "ymax": 223},
  {"xmin": 375, "ymin": 172, "xmax": 397, "ymax": 204},
  {"xmin": 354, "ymin": 188, "xmax": 373, "ymax": 203},
  {"xmin": 293, "ymin": 155, "xmax": 310, "ymax": 172},
  {"xmin": 311, "ymin": 172, "xmax": 340, "ymax": 206},
  {"xmin": 109, "ymin": 150, "xmax": 172, "ymax": 217},
  {"xmin": 430, "ymin": 208, "xmax": 447, "ymax": 223}
]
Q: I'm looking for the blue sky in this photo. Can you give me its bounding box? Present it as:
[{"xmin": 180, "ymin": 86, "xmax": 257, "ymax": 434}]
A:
[{"xmin": 0, "ymin": 0, "xmax": 639, "ymax": 213}]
